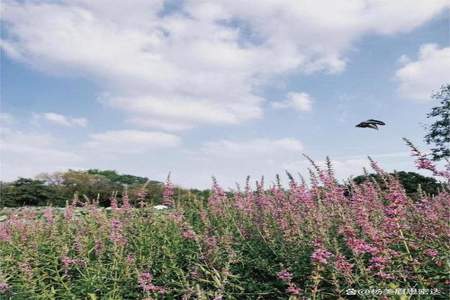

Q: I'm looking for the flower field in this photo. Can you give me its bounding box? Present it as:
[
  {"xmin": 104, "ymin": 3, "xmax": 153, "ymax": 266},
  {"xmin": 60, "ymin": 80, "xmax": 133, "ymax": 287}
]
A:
[{"xmin": 0, "ymin": 149, "xmax": 449, "ymax": 299}]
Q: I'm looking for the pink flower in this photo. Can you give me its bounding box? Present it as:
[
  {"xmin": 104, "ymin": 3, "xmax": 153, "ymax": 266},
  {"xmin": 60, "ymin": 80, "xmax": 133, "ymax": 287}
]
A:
[
  {"xmin": 277, "ymin": 269, "xmax": 293, "ymax": 282},
  {"xmin": 417, "ymin": 158, "xmax": 434, "ymax": 170},
  {"xmin": 110, "ymin": 197, "xmax": 118, "ymax": 209},
  {"xmin": 121, "ymin": 194, "xmax": 132, "ymax": 211},
  {"xmin": 110, "ymin": 219, "xmax": 127, "ymax": 247},
  {"xmin": 162, "ymin": 176, "xmax": 175, "ymax": 207},
  {"xmin": 127, "ymin": 255, "xmax": 135, "ymax": 264},
  {"xmin": 137, "ymin": 189, "xmax": 148, "ymax": 207},
  {"xmin": 60, "ymin": 256, "xmax": 85, "ymax": 275},
  {"xmin": 0, "ymin": 223, "xmax": 11, "ymax": 242},
  {"xmin": 43, "ymin": 208, "xmax": 54, "ymax": 224},
  {"xmin": 424, "ymin": 249, "xmax": 438, "ymax": 257},
  {"xmin": 0, "ymin": 282, "xmax": 10, "ymax": 294},
  {"xmin": 311, "ymin": 248, "xmax": 333, "ymax": 264},
  {"xmin": 19, "ymin": 262, "xmax": 33, "ymax": 279},
  {"xmin": 168, "ymin": 212, "xmax": 184, "ymax": 225},
  {"xmin": 287, "ymin": 284, "xmax": 301, "ymax": 295},
  {"xmin": 334, "ymin": 255, "xmax": 353, "ymax": 276},
  {"xmin": 94, "ymin": 239, "xmax": 104, "ymax": 256},
  {"xmin": 138, "ymin": 272, "xmax": 166, "ymax": 294},
  {"xmin": 376, "ymin": 271, "xmax": 394, "ymax": 280},
  {"xmin": 369, "ymin": 256, "xmax": 387, "ymax": 271},
  {"xmin": 208, "ymin": 180, "xmax": 227, "ymax": 215},
  {"xmin": 64, "ymin": 205, "xmax": 74, "ymax": 220},
  {"xmin": 181, "ymin": 229, "xmax": 196, "ymax": 240},
  {"xmin": 346, "ymin": 238, "xmax": 378, "ymax": 255}
]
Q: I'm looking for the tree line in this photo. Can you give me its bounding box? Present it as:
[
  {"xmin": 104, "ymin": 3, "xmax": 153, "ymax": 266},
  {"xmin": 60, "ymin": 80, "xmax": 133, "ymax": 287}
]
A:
[
  {"xmin": 0, "ymin": 169, "xmax": 209, "ymax": 207},
  {"xmin": 0, "ymin": 168, "xmax": 445, "ymax": 208}
]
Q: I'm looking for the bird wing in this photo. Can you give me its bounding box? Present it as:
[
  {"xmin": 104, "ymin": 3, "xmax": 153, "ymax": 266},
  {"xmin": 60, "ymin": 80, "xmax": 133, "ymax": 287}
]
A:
[
  {"xmin": 367, "ymin": 119, "xmax": 385, "ymax": 126},
  {"xmin": 356, "ymin": 122, "xmax": 379, "ymax": 130}
]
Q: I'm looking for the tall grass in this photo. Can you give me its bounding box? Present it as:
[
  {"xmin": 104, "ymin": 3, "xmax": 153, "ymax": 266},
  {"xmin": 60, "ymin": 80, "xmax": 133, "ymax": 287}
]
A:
[{"xmin": 1, "ymin": 147, "xmax": 449, "ymax": 299}]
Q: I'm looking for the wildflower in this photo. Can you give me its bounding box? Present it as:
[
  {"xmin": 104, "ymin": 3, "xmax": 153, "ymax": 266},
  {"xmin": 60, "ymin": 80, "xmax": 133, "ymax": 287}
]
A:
[
  {"xmin": 345, "ymin": 236, "xmax": 378, "ymax": 255},
  {"xmin": 110, "ymin": 219, "xmax": 127, "ymax": 247},
  {"xmin": 121, "ymin": 193, "xmax": 132, "ymax": 211},
  {"xmin": 162, "ymin": 175, "xmax": 175, "ymax": 207},
  {"xmin": 334, "ymin": 255, "xmax": 353, "ymax": 276},
  {"xmin": 61, "ymin": 256, "xmax": 74, "ymax": 273},
  {"xmin": 208, "ymin": 179, "xmax": 227, "ymax": 215},
  {"xmin": 181, "ymin": 229, "xmax": 196, "ymax": 240},
  {"xmin": 277, "ymin": 269, "xmax": 293, "ymax": 282},
  {"xmin": 94, "ymin": 239, "xmax": 104, "ymax": 256},
  {"xmin": 287, "ymin": 283, "xmax": 301, "ymax": 295},
  {"xmin": 424, "ymin": 249, "xmax": 438, "ymax": 257},
  {"xmin": 127, "ymin": 255, "xmax": 135, "ymax": 264},
  {"xmin": 0, "ymin": 282, "xmax": 10, "ymax": 294},
  {"xmin": 0, "ymin": 223, "xmax": 11, "ymax": 242},
  {"xmin": 19, "ymin": 262, "xmax": 33, "ymax": 279},
  {"xmin": 64, "ymin": 205, "xmax": 74, "ymax": 221},
  {"xmin": 110, "ymin": 196, "xmax": 118, "ymax": 210},
  {"xmin": 376, "ymin": 271, "xmax": 394, "ymax": 280},
  {"xmin": 416, "ymin": 157, "xmax": 434, "ymax": 170},
  {"xmin": 137, "ymin": 189, "xmax": 147, "ymax": 208},
  {"xmin": 369, "ymin": 256, "xmax": 387, "ymax": 271},
  {"xmin": 204, "ymin": 236, "xmax": 218, "ymax": 249},
  {"xmin": 168, "ymin": 212, "xmax": 183, "ymax": 225},
  {"xmin": 60, "ymin": 256, "xmax": 84, "ymax": 275},
  {"xmin": 138, "ymin": 272, "xmax": 166, "ymax": 294},
  {"xmin": 43, "ymin": 208, "xmax": 54, "ymax": 224},
  {"xmin": 311, "ymin": 248, "xmax": 333, "ymax": 264}
]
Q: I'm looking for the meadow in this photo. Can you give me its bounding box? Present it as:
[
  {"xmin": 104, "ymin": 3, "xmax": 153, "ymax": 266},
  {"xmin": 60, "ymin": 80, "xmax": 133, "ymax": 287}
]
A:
[{"xmin": 0, "ymin": 145, "xmax": 449, "ymax": 300}]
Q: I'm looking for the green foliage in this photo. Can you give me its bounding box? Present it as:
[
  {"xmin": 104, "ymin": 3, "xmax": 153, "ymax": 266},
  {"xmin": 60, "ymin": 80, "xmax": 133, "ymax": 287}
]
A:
[
  {"xmin": 425, "ymin": 84, "xmax": 450, "ymax": 161},
  {"xmin": 1, "ymin": 170, "xmax": 209, "ymax": 208},
  {"xmin": 86, "ymin": 169, "xmax": 153, "ymax": 185},
  {"xmin": 0, "ymin": 178, "xmax": 55, "ymax": 207},
  {"xmin": 353, "ymin": 171, "xmax": 444, "ymax": 198}
]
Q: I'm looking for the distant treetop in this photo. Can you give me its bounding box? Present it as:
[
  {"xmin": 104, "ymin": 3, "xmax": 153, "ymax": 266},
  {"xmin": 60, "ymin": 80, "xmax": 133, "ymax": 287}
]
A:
[{"xmin": 425, "ymin": 84, "xmax": 450, "ymax": 161}]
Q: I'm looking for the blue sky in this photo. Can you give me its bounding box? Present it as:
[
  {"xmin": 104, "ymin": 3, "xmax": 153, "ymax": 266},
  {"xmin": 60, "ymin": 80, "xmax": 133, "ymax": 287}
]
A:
[{"xmin": 1, "ymin": 0, "xmax": 449, "ymax": 188}]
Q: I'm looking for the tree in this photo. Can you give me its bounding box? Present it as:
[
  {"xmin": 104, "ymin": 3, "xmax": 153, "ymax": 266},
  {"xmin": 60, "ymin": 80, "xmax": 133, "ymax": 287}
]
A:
[
  {"xmin": 353, "ymin": 171, "xmax": 444, "ymax": 198},
  {"xmin": 87, "ymin": 169, "xmax": 151, "ymax": 185},
  {"xmin": 425, "ymin": 84, "xmax": 450, "ymax": 161},
  {"xmin": 0, "ymin": 178, "xmax": 53, "ymax": 207}
]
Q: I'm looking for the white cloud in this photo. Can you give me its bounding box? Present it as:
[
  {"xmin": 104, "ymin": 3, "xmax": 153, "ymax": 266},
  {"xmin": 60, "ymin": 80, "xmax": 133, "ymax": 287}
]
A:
[
  {"xmin": 202, "ymin": 138, "xmax": 303, "ymax": 157},
  {"xmin": 84, "ymin": 129, "xmax": 181, "ymax": 154},
  {"xmin": 0, "ymin": 120, "xmax": 181, "ymax": 180},
  {"xmin": 272, "ymin": 92, "xmax": 313, "ymax": 112},
  {"xmin": 395, "ymin": 44, "xmax": 450, "ymax": 101},
  {"xmin": 0, "ymin": 127, "xmax": 83, "ymax": 180},
  {"xmin": 0, "ymin": 113, "xmax": 15, "ymax": 125},
  {"xmin": 34, "ymin": 112, "xmax": 88, "ymax": 127},
  {"xmin": 2, "ymin": 0, "xmax": 448, "ymax": 130}
]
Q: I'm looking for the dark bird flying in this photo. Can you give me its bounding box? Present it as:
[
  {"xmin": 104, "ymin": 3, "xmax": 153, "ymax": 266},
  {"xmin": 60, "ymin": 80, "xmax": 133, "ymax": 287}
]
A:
[
  {"xmin": 366, "ymin": 119, "xmax": 386, "ymax": 126},
  {"xmin": 355, "ymin": 119, "xmax": 386, "ymax": 130}
]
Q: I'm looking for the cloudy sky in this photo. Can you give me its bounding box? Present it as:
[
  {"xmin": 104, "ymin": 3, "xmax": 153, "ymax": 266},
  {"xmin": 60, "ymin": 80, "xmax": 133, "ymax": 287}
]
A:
[{"xmin": 1, "ymin": 0, "xmax": 449, "ymax": 188}]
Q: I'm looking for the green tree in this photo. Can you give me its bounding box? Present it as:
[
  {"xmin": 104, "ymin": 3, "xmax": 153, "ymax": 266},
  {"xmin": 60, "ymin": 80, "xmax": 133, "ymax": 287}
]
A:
[
  {"xmin": 353, "ymin": 171, "xmax": 444, "ymax": 198},
  {"xmin": 425, "ymin": 84, "xmax": 450, "ymax": 161},
  {"xmin": 0, "ymin": 178, "xmax": 52, "ymax": 207},
  {"xmin": 87, "ymin": 169, "xmax": 152, "ymax": 185}
]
